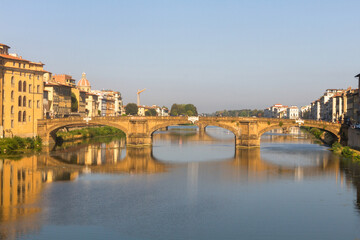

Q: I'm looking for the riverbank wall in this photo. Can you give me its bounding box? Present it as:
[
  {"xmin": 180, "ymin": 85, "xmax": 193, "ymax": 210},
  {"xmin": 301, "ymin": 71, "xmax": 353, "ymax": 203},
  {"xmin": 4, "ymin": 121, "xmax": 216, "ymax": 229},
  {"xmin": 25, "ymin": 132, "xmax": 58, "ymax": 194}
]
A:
[{"xmin": 348, "ymin": 128, "xmax": 360, "ymax": 151}]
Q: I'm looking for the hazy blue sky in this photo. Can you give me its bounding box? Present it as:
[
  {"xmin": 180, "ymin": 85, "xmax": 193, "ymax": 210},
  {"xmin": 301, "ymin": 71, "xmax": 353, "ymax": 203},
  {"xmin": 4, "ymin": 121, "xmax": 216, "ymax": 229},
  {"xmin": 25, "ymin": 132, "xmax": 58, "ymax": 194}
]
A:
[{"xmin": 2, "ymin": 0, "xmax": 360, "ymax": 113}]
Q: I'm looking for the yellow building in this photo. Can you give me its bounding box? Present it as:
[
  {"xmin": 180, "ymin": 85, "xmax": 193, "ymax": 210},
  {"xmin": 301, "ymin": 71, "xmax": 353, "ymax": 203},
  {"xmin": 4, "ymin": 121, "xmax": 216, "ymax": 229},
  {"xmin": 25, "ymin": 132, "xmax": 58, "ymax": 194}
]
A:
[{"xmin": 0, "ymin": 44, "xmax": 47, "ymax": 137}]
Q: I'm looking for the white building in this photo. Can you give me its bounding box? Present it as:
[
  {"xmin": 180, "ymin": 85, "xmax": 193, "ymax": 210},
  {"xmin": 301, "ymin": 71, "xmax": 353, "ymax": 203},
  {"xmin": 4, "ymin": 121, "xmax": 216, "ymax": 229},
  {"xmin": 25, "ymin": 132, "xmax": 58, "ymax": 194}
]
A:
[
  {"xmin": 264, "ymin": 104, "xmax": 288, "ymax": 118},
  {"xmin": 286, "ymin": 106, "xmax": 299, "ymax": 119}
]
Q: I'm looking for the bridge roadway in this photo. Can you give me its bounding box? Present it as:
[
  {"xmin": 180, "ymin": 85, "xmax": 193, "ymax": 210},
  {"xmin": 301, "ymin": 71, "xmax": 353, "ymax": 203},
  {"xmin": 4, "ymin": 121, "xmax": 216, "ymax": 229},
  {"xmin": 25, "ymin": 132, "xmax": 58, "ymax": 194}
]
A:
[{"xmin": 37, "ymin": 116, "xmax": 341, "ymax": 148}]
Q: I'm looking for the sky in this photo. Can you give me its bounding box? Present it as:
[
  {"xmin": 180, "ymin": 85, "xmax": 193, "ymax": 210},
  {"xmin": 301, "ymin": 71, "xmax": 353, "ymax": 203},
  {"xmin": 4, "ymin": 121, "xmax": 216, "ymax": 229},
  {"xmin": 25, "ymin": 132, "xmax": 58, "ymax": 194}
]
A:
[{"xmin": 2, "ymin": 0, "xmax": 360, "ymax": 113}]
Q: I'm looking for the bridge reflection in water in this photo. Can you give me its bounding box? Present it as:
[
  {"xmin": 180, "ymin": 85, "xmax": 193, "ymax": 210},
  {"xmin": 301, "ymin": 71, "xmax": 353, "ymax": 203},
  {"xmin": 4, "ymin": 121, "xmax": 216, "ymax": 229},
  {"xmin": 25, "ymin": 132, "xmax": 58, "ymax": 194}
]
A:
[{"xmin": 0, "ymin": 127, "xmax": 359, "ymax": 239}]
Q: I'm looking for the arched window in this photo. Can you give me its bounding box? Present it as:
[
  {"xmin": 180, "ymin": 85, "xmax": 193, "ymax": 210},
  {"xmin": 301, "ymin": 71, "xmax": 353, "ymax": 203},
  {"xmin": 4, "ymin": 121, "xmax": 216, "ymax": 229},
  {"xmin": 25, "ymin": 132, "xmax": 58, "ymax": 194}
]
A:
[
  {"xmin": 18, "ymin": 111, "xmax": 22, "ymax": 122},
  {"xmin": 23, "ymin": 81, "xmax": 26, "ymax": 92},
  {"xmin": 11, "ymin": 91, "xmax": 14, "ymax": 100},
  {"xmin": 18, "ymin": 81, "xmax": 22, "ymax": 92},
  {"xmin": 11, "ymin": 76, "xmax": 14, "ymax": 85},
  {"xmin": 18, "ymin": 96, "xmax": 22, "ymax": 107},
  {"xmin": 28, "ymin": 100, "xmax": 31, "ymax": 108},
  {"xmin": 37, "ymin": 85, "xmax": 40, "ymax": 93},
  {"xmin": 29, "ymin": 84, "xmax": 32, "ymax": 93},
  {"xmin": 23, "ymin": 111, "xmax": 26, "ymax": 122},
  {"xmin": 11, "ymin": 106, "xmax": 14, "ymax": 114},
  {"xmin": 23, "ymin": 96, "xmax": 26, "ymax": 107}
]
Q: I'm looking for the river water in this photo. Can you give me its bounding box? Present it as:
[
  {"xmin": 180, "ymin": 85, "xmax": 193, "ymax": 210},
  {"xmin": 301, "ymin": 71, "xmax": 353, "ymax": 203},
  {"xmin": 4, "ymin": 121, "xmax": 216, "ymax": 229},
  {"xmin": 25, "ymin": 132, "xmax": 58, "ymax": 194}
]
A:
[{"xmin": 0, "ymin": 126, "xmax": 360, "ymax": 240}]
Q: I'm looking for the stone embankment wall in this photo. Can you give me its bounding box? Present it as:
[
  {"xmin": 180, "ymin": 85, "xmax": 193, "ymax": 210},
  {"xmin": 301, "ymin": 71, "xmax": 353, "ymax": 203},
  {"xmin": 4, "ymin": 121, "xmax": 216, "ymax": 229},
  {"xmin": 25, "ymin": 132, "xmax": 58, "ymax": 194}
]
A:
[{"xmin": 348, "ymin": 128, "xmax": 360, "ymax": 151}]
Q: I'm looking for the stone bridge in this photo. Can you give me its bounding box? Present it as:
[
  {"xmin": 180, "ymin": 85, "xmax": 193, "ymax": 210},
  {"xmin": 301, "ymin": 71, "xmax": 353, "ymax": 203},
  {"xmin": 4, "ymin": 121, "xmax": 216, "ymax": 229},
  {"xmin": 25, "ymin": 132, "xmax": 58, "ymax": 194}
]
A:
[{"xmin": 37, "ymin": 116, "xmax": 341, "ymax": 148}]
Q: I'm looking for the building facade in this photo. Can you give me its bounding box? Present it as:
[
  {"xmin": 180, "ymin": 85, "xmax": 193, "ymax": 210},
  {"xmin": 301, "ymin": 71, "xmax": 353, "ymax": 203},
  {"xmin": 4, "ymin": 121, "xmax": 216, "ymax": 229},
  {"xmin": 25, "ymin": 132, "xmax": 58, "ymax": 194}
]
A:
[
  {"xmin": 286, "ymin": 106, "xmax": 299, "ymax": 119},
  {"xmin": 0, "ymin": 44, "xmax": 47, "ymax": 137}
]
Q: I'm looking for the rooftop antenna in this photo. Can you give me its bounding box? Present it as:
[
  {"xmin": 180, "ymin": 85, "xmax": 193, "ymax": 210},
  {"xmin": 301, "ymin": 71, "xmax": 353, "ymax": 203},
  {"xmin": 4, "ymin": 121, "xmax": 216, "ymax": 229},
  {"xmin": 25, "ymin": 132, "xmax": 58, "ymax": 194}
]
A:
[{"xmin": 137, "ymin": 88, "xmax": 146, "ymax": 106}]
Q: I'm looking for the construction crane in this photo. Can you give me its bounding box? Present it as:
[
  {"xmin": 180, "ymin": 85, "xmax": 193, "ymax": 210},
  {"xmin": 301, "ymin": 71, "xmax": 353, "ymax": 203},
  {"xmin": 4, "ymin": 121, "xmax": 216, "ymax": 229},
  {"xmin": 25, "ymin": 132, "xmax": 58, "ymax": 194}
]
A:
[{"xmin": 137, "ymin": 88, "xmax": 146, "ymax": 106}]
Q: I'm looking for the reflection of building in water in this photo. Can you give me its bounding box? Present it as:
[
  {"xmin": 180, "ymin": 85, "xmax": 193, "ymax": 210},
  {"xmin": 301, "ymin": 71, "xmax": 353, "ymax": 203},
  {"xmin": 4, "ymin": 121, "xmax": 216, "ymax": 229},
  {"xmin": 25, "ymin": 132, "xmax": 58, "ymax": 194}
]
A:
[
  {"xmin": 0, "ymin": 154, "xmax": 83, "ymax": 239},
  {"xmin": 0, "ymin": 156, "xmax": 43, "ymax": 239},
  {"xmin": 0, "ymin": 156, "xmax": 42, "ymax": 209},
  {"xmin": 339, "ymin": 160, "xmax": 360, "ymax": 211},
  {"xmin": 228, "ymin": 148, "xmax": 340, "ymax": 182},
  {"xmin": 90, "ymin": 147, "xmax": 167, "ymax": 174},
  {"xmin": 187, "ymin": 162, "xmax": 199, "ymax": 203},
  {"xmin": 52, "ymin": 139, "xmax": 125, "ymax": 166}
]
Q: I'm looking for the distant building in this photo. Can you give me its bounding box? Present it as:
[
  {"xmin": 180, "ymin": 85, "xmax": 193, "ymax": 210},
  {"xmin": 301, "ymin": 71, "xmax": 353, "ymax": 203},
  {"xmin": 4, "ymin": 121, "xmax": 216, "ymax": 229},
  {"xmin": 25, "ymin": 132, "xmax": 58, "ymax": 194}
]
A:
[
  {"xmin": 310, "ymin": 99, "xmax": 321, "ymax": 120},
  {"xmin": 52, "ymin": 74, "xmax": 75, "ymax": 87},
  {"xmin": 346, "ymin": 87, "xmax": 359, "ymax": 123},
  {"xmin": 43, "ymin": 76, "xmax": 72, "ymax": 118},
  {"xmin": 286, "ymin": 106, "xmax": 299, "ymax": 119},
  {"xmin": 77, "ymin": 72, "xmax": 91, "ymax": 92},
  {"xmin": 300, "ymin": 105, "xmax": 311, "ymax": 119},
  {"xmin": 137, "ymin": 105, "xmax": 169, "ymax": 116},
  {"xmin": 93, "ymin": 89, "xmax": 122, "ymax": 116},
  {"xmin": 264, "ymin": 104, "xmax": 288, "ymax": 118},
  {"xmin": 85, "ymin": 92, "xmax": 99, "ymax": 117}
]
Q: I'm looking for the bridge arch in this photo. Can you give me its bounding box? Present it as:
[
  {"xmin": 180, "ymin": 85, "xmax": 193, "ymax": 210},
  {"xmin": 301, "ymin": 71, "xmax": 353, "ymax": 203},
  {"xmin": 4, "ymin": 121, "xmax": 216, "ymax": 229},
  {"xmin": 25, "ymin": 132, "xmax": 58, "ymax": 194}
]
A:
[
  {"xmin": 257, "ymin": 123, "xmax": 340, "ymax": 141},
  {"xmin": 195, "ymin": 123, "xmax": 239, "ymax": 138},
  {"xmin": 148, "ymin": 120, "xmax": 195, "ymax": 137},
  {"xmin": 39, "ymin": 118, "xmax": 129, "ymax": 147}
]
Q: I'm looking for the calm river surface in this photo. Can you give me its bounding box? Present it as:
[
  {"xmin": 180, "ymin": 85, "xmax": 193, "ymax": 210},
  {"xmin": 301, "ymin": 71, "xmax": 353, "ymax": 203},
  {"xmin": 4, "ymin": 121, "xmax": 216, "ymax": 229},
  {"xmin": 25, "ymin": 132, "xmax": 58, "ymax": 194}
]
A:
[{"xmin": 1, "ymin": 126, "xmax": 360, "ymax": 240}]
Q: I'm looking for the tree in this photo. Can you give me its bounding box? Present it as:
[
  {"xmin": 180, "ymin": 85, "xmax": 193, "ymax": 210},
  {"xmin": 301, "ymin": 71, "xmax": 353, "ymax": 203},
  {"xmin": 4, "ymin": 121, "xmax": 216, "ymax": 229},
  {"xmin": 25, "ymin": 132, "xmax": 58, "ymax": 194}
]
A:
[
  {"xmin": 71, "ymin": 93, "xmax": 78, "ymax": 112},
  {"xmin": 170, "ymin": 104, "xmax": 180, "ymax": 116},
  {"xmin": 146, "ymin": 108, "xmax": 157, "ymax": 116},
  {"xmin": 125, "ymin": 103, "xmax": 138, "ymax": 115},
  {"xmin": 170, "ymin": 103, "xmax": 198, "ymax": 116},
  {"xmin": 184, "ymin": 104, "xmax": 198, "ymax": 116}
]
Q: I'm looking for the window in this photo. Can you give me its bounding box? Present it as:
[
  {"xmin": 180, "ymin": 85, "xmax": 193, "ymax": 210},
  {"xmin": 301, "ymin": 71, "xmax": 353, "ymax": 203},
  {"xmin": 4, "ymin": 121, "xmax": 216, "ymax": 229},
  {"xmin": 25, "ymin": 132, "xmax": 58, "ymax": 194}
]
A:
[
  {"xmin": 23, "ymin": 111, "xmax": 26, "ymax": 122},
  {"xmin": 23, "ymin": 96, "xmax": 26, "ymax": 107},
  {"xmin": 37, "ymin": 85, "xmax": 40, "ymax": 93},
  {"xmin": 28, "ymin": 74, "xmax": 31, "ymax": 79},
  {"xmin": 29, "ymin": 84, "xmax": 32, "ymax": 93},
  {"xmin": 18, "ymin": 111, "xmax": 21, "ymax": 122},
  {"xmin": 18, "ymin": 81, "xmax": 22, "ymax": 92},
  {"xmin": 18, "ymin": 96, "xmax": 22, "ymax": 107},
  {"xmin": 28, "ymin": 115, "xmax": 31, "ymax": 122},
  {"xmin": 37, "ymin": 100, "xmax": 40, "ymax": 108},
  {"xmin": 11, "ymin": 91, "xmax": 14, "ymax": 101},
  {"xmin": 11, "ymin": 106, "xmax": 14, "ymax": 114},
  {"xmin": 28, "ymin": 100, "xmax": 31, "ymax": 108},
  {"xmin": 37, "ymin": 75, "xmax": 39, "ymax": 80},
  {"xmin": 13, "ymin": 62, "xmax": 15, "ymax": 67},
  {"xmin": 11, "ymin": 76, "xmax": 14, "ymax": 86},
  {"xmin": 11, "ymin": 120, "xmax": 13, "ymax": 128},
  {"xmin": 23, "ymin": 81, "xmax": 26, "ymax": 92},
  {"xmin": 18, "ymin": 63, "xmax": 21, "ymax": 68}
]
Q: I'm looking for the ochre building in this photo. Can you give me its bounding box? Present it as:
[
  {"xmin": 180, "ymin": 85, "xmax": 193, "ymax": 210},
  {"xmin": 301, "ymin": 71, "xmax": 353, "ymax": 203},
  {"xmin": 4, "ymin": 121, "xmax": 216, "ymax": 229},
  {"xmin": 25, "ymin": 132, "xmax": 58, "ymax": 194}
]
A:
[{"xmin": 0, "ymin": 44, "xmax": 47, "ymax": 137}]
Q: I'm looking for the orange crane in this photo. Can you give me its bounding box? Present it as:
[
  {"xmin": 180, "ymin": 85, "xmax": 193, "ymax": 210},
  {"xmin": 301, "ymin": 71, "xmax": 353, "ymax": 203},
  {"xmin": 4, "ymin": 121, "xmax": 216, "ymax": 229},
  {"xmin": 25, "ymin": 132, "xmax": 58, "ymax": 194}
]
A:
[{"xmin": 137, "ymin": 88, "xmax": 146, "ymax": 106}]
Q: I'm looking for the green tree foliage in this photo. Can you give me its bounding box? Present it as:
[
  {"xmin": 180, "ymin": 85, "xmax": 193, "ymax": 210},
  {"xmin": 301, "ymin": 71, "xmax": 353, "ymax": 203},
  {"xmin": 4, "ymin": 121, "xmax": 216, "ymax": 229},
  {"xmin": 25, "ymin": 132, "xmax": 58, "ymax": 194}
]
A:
[
  {"xmin": 215, "ymin": 109, "xmax": 264, "ymax": 117},
  {"xmin": 0, "ymin": 136, "xmax": 42, "ymax": 154},
  {"xmin": 170, "ymin": 104, "xmax": 198, "ymax": 116},
  {"xmin": 56, "ymin": 126, "xmax": 125, "ymax": 141},
  {"xmin": 71, "ymin": 93, "xmax": 78, "ymax": 112},
  {"xmin": 145, "ymin": 109, "xmax": 157, "ymax": 116},
  {"xmin": 125, "ymin": 103, "xmax": 138, "ymax": 115}
]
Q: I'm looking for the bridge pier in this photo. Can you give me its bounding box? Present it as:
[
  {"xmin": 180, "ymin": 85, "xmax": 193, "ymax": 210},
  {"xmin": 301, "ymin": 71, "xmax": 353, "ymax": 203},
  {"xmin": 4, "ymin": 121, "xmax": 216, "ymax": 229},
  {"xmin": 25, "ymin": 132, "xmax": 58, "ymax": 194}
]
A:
[
  {"xmin": 126, "ymin": 134, "xmax": 152, "ymax": 147},
  {"xmin": 197, "ymin": 123, "xmax": 206, "ymax": 135},
  {"xmin": 235, "ymin": 134, "xmax": 260, "ymax": 148}
]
